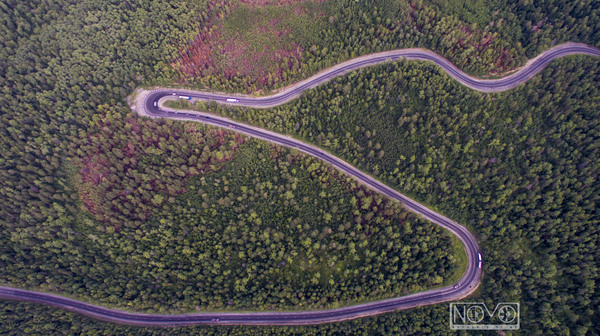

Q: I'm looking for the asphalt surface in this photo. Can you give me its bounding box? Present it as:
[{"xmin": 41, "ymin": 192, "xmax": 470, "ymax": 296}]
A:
[{"xmin": 2, "ymin": 43, "xmax": 598, "ymax": 327}]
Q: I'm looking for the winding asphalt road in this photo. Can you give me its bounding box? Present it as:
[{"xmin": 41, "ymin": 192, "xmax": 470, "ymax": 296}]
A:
[
  {"xmin": 144, "ymin": 42, "xmax": 600, "ymax": 109},
  {"xmin": 1, "ymin": 42, "xmax": 599, "ymax": 326}
]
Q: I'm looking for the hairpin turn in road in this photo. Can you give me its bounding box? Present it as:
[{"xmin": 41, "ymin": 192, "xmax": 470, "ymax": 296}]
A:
[{"xmin": 1, "ymin": 42, "xmax": 599, "ymax": 327}]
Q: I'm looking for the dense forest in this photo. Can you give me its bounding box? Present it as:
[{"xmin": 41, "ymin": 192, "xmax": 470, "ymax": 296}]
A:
[
  {"xmin": 1, "ymin": 0, "xmax": 599, "ymax": 334},
  {"xmin": 182, "ymin": 55, "xmax": 600, "ymax": 334}
]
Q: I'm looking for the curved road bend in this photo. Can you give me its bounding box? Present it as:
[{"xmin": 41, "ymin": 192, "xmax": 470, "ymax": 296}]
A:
[
  {"xmin": 0, "ymin": 109, "xmax": 482, "ymax": 326},
  {"xmin": 2, "ymin": 42, "xmax": 599, "ymax": 326}
]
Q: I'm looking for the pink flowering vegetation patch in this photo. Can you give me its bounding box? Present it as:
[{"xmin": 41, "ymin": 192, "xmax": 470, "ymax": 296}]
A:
[
  {"xmin": 172, "ymin": 0, "xmax": 326, "ymax": 91},
  {"xmin": 173, "ymin": 25, "xmax": 219, "ymax": 79},
  {"xmin": 219, "ymin": 28, "xmax": 303, "ymax": 86},
  {"xmin": 71, "ymin": 106, "xmax": 244, "ymax": 229}
]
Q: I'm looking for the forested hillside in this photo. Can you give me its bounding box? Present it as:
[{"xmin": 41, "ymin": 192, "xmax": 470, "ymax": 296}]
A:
[
  {"xmin": 1, "ymin": 0, "xmax": 599, "ymax": 335},
  {"xmin": 183, "ymin": 55, "xmax": 600, "ymax": 334}
]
